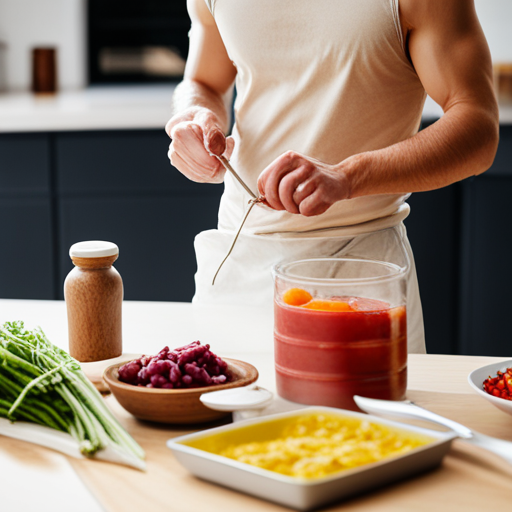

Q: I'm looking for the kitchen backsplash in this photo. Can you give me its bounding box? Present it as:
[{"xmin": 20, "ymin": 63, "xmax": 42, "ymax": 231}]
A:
[
  {"xmin": 0, "ymin": 0, "xmax": 510, "ymax": 92},
  {"xmin": 0, "ymin": 0, "xmax": 86, "ymax": 91}
]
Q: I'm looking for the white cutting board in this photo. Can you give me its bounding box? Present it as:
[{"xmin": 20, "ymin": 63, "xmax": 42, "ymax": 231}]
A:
[{"xmin": 0, "ymin": 442, "xmax": 104, "ymax": 512}]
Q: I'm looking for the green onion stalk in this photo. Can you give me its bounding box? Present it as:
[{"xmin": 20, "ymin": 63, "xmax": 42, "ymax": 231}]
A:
[{"xmin": 0, "ymin": 321, "xmax": 145, "ymax": 468}]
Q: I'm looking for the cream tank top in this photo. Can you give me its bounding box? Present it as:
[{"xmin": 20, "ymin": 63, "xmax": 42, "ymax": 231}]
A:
[{"xmin": 205, "ymin": 0, "xmax": 426, "ymax": 236}]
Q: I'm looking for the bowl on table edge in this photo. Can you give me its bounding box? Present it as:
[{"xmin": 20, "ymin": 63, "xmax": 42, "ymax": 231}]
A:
[
  {"xmin": 103, "ymin": 358, "xmax": 259, "ymax": 424},
  {"xmin": 468, "ymin": 359, "xmax": 512, "ymax": 416}
]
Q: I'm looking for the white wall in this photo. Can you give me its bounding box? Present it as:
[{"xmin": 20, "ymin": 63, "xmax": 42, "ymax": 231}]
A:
[
  {"xmin": 475, "ymin": 0, "xmax": 512, "ymax": 63},
  {"xmin": 0, "ymin": 0, "xmax": 510, "ymax": 92},
  {"xmin": 0, "ymin": 0, "xmax": 86, "ymax": 91}
]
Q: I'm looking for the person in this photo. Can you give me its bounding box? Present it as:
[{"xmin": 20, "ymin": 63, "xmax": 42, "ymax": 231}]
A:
[{"xmin": 165, "ymin": 0, "xmax": 499, "ymax": 354}]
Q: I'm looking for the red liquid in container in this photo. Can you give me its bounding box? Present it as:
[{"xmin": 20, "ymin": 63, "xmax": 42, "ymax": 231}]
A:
[{"xmin": 274, "ymin": 297, "xmax": 407, "ymax": 410}]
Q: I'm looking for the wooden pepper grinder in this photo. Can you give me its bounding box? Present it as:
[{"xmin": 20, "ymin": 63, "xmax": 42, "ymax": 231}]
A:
[{"xmin": 64, "ymin": 241, "xmax": 123, "ymax": 362}]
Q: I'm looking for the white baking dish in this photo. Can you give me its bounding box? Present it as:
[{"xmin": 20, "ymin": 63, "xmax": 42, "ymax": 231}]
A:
[{"xmin": 167, "ymin": 406, "xmax": 456, "ymax": 511}]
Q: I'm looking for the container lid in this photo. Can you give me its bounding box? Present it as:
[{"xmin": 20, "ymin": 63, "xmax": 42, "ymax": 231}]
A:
[
  {"xmin": 200, "ymin": 385, "xmax": 273, "ymax": 412},
  {"xmin": 69, "ymin": 241, "xmax": 119, "ymax": 259}
]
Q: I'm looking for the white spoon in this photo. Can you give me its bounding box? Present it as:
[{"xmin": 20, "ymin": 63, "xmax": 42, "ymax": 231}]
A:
[{"xmin": 354, "ymin": 395, "xmax": 512, "ymax": 465}]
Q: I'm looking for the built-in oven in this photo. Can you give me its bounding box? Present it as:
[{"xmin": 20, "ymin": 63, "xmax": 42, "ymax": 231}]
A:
[{"xmin": 88, "ymin": 0, "xmax": 190, "ymax": 84}]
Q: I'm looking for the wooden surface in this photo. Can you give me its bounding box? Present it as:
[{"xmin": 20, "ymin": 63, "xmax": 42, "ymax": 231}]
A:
[
  {"xmin": 1, "ymin": 299, "xmax": 512, "ymax": 511},
  {"xmin": 0, "ymin": 438, "xmax": 104, "ymax": 512},
  {"xmin": 69, "ymin": 389, "xmax": 512, "ymax": 512}
]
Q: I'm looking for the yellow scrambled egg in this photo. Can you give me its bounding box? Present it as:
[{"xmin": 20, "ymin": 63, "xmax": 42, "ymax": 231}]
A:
[{"xmin": 219, "ymin": 414, "xmax": 430, "ymax": 479}]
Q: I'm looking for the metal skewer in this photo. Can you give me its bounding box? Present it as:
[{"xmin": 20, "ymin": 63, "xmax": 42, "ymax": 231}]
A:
[
  {"xmin": 211, "ymin": 155, "xmax": 265, "ymax": 285},
  {"xmin": 216, "ymin": 155, "xmax": 257, "ymax": 199}
]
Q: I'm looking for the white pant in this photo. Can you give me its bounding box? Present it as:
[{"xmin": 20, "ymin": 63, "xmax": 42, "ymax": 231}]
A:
[{"xmin": 193, "ymin": 223, "xmax": 426, "ymax": 354}]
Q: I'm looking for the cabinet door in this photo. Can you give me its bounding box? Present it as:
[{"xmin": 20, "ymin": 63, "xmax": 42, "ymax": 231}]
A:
[
  {"xmin": 0, "ymin": 133, "xmax": 50, "ymax": 194},
  {"xmin": 404, "ymin": 185, "xmax": 459, "ymax": 354},
  {"xmin": 458, "ymin": 126, "xmax": 512, "ymax": 356},
  {"xmin": 459, "ymin": 176, "xmax": 512, "ymax": 356},
  {"xmin": 0, "ymin": 197, "xmax": 54, "ymax": 299},
  {"xmin": 56, "ymin": 130, "xmax": 202, "ymax": 195},
  {"xmin": 58, "ymin": 195, "xmax": 221, "ymax": 301},
  {"xmin": 0, "ymin": 134, "xmax": 55, "ymax": 299},
  {"xmin": 56, "ymin": 130, "xmax": 222, "ymax": 301}
]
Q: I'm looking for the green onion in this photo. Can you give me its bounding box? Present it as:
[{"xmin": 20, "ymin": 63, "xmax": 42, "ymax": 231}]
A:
[{"xmin": 0, "ymin": 321, "xmax": 145, "ymax": 468}]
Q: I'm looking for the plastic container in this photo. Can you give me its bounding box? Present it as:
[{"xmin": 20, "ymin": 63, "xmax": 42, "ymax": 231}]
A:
[
  {"xmin": 64, "ymin": 241, "xmax": 123, "ymax": 362},
  {"xmin": 273, "ymin": 258, "xmax": 407, "ymax": 410}
]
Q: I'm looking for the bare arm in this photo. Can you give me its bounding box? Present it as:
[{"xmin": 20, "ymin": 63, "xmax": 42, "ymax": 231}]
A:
[
  {"xmin": 347, "ymin": 0, "xmax": 499, "ymax": 197},
  {"xmin": 166, "ymin": 0, "xmax": 237, "ymax": 183},
  {"xmin": 258, "ymin": 0, "xmax": 499, "ymax": 216}
]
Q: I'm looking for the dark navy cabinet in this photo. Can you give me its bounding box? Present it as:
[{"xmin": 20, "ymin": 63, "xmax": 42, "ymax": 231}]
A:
[
  {"xmin": 457, "ymin": 126, "xmax": 512, "ymax": 356},
  {"xmin": 55, "ymin": 131, "xmax": 203, "ymax": 195},
  {"xmin": 58, "ymin": 193, "xmax": 221, "ymax": 301},
  {"xmin": 405, "ymin": 125, "xmax": 512, "ymax": 357},
  {"xmin": 405, "ymin": 184, "xmax": 460, "ymax": 355},
  {"xmin": 458, "ymin": 176, "xmax": 512, "ymax": 356},
  {"xmin": 0, "ymin": 129, "xmax": 222, "ymax": 303},
  {"xmin": 54, "ymin": 130, "xmax": 222, "ymax": 301},
  {"xmin": 0, "ymin": 134, "xmax": 55, "ymax": 299}
]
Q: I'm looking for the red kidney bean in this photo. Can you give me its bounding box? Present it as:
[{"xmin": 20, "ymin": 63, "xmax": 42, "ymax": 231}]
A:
[
  {"xmin": 150, "ymin": 374, "xmax": 169, "ymax": 388},
  {"xmin": 118, "ymin": 361, "xmax": 141, "ymax": 383},
  {"xmin": 118, "ymin": 342, "xmax": 230, "ymax": 389}
]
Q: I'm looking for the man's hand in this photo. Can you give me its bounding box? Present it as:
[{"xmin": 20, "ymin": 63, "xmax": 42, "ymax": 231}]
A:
[
  {"xmin": 166, "ymin": 107, "xmax": 234, "ymax": 184},
  {"xmin": 257, "ymin": 151, "xmax": 350, "ymax": 217}
]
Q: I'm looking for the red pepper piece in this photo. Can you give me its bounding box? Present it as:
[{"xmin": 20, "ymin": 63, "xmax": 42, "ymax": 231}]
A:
[{"xmin": 482, "ymin": 368, "xmax": 512, "ymax": 399}]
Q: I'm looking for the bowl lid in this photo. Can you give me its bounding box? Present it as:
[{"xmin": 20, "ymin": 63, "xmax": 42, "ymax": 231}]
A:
[{"xmin": 200, "ymin": 385, "xmax": 273, "ymax": 411}]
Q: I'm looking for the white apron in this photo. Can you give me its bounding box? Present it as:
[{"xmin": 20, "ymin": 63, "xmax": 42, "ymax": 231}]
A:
[{"xmin": 193, "ymin": 221, "xmax": 426, "ymax": 354}]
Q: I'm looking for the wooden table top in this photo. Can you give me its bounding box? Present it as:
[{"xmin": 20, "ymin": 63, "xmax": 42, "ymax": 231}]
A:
[{"xmin": 2, "ymin": 300, "xmax": 512, "ymax": 511}]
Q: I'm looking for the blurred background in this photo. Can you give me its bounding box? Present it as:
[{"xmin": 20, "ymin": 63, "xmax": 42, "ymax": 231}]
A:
[{"xmin": 0, "ymin": 0, "xmax": 511, "ymax": 357}]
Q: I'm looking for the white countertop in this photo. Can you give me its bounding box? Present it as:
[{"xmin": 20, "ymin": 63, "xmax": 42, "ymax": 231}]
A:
[
  {"xmin": 0, "ymin": 84, "xmax": 176, "ymax": 133},
  {"xmin": 0, "ymin": 85, "xmax": 510, "ymax": 133}
]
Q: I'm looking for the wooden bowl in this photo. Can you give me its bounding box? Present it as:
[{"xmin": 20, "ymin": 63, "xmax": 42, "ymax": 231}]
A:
[{"xmin": 103, "ymin": 358, "xmax": 259, "ymax": 424}]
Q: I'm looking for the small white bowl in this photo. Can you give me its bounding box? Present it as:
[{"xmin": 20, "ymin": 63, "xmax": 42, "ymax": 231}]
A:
[{"xmin": 468, "ymin": 359, "xmax": 512, "ymax": 416}]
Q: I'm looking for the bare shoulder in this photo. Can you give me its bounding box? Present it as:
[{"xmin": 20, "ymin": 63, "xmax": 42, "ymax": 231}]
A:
[{"xmin": 399, "ymin": 0, "xmax": 479, "ymax": 31}]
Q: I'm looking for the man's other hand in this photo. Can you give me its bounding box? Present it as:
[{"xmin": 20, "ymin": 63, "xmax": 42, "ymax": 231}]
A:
[
  {"xmin": 166, "ymin": 107, "xmax": 234, "ymax": 184},
  {"xmin": 257, "ymin": 151, "xmax": 351, "ymax": 217}
]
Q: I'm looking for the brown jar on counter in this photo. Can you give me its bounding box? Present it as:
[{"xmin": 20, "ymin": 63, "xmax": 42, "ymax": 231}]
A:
[{"xmin": 64, "ymin": 241, "xmax": 123, "ymax": 362}]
